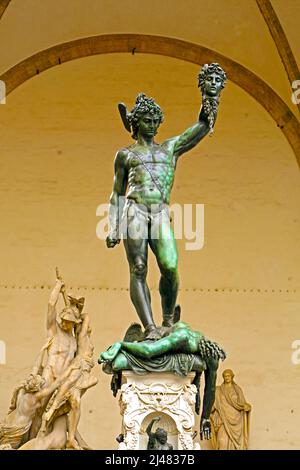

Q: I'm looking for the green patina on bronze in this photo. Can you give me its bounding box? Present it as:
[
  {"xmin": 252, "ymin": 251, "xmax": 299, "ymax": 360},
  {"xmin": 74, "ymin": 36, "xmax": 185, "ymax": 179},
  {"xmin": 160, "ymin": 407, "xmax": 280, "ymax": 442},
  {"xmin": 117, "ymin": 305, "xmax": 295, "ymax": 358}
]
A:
[
  {"xmin": 102, "ymin": 64, "xmax": 227, "ymax": 441},
  {"xmin": 99, "ymin": 321, "xmax": 226, "ymax": 425},
  {"xmin": 106, "ymin": 64, "xmax": 226, "ymax": 340}
]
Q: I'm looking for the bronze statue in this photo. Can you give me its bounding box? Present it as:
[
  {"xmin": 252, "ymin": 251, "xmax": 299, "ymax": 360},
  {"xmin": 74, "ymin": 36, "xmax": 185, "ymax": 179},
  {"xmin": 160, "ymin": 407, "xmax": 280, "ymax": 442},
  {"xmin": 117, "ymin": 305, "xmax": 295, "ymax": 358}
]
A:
[
  {"xmin": 210, "ymin": 369, "xmax": 251, "ymax": 450},
  {"xmin": 99, "ymin": 320, "xmax": 226, "ymax": 440},
  {"xmin": 106, "ymin": 63, "xmax": 226, "ymax": 340},
  {"xmin": 146, "ymin": 417, "xmax": 173, "ymax": 450}
]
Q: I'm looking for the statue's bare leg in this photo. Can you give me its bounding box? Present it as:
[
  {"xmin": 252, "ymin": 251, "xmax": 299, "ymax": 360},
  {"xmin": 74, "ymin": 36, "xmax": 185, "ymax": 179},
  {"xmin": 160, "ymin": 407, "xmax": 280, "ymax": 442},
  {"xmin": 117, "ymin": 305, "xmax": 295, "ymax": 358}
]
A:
[
  {"xmin": 123, "ymin": 213, "xmax": 159, "ymax": 339},
  {"xmin": 100, "ymin": 342, "xmax": 122, "ymax": 362},
  {"xmin": 149, "ymin": 212, "xmax": 179, "ymax": 327},
  {"xmin": 111, "ymin": 351, "xmax": 129, "ymax": 370},
  {"xmin": 66, "ymin": 390, "xmax": 81, "ymax": 450}
]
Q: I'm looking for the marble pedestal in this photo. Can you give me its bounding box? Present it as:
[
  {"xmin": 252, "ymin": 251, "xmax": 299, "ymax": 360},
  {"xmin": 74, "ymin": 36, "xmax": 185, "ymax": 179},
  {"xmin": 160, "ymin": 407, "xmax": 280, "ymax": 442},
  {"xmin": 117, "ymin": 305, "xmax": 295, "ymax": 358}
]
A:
[{"xmin": 117, "ymin": 371, "xmax": 200, "ymax": 450}]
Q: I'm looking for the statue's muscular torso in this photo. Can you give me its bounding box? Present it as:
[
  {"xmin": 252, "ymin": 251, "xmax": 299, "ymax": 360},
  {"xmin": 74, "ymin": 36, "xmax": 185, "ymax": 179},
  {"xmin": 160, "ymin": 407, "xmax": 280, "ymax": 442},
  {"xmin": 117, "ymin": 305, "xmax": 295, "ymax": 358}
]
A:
[{"xmin": 123, "ymin": 142, "xmax": 176, "ymax": 207}]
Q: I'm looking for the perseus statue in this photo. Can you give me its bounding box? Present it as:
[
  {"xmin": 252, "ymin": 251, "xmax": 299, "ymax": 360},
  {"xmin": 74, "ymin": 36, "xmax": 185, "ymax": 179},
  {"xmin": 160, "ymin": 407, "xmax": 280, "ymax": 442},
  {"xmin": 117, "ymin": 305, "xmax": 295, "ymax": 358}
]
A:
[{"xmin": 106, "ymin": 63, "xmax": 226, "ymax": 340}]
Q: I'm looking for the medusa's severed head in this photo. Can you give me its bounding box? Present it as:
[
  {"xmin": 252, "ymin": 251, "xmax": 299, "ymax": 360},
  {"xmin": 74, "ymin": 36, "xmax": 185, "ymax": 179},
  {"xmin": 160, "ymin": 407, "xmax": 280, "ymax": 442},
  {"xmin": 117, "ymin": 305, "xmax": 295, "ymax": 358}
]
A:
[{"xmin": 198, "ymin": 63, "xmax": 227, "ymax": 97}]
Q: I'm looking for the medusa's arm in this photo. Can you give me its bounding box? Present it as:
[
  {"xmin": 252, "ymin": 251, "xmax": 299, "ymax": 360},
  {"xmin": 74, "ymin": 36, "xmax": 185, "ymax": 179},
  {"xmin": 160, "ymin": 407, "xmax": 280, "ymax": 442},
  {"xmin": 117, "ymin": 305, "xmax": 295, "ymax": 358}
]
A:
[
  {"xmin": 202, "ymin": 358, "xmax": 218, "ymax": 420},
  {"xmin": 200, "ymin": 358, "xmax": 218, "ymax": 440}
]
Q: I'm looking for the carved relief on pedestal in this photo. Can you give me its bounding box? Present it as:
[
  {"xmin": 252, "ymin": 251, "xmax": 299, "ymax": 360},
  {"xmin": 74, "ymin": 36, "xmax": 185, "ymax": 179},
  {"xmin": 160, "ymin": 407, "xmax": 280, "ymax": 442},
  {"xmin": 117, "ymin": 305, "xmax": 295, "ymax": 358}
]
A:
[{"xmin": 118, "ymin": 372, "xmax": 200, "ymax": 450}]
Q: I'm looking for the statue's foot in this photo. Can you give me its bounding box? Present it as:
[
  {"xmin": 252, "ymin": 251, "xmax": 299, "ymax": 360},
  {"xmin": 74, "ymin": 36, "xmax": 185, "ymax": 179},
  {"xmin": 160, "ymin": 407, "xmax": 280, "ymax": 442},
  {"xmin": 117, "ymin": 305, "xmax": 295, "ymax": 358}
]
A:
[
  {"xmin": 66, "ymin": 438, "xmax": 82, "ymax": 450},
  {"xmin": 162, "ymin": 315, "xmax": 174, "ymax": 328},
  {"xmin": 159, "ymin": 326, "xmax": 172, "ymax": 337},
  {"xmin": 144, "ymin": 325, "xmax": 162, "ymax": 341},
  {"xmin": 162, "ymin": 305, "xmax": 181, "ymax": 328},
  {"xmin": 99, "ymin": 342, "xmax": 122, "ymax": 363}
]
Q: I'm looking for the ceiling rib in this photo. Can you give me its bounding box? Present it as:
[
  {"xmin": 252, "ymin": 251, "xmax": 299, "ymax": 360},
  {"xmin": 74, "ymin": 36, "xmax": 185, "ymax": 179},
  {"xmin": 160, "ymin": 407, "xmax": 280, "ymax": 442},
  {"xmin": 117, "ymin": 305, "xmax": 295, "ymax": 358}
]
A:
[
  {"xmin": 256, "ymin": 0, "xmax": 300, "ymax": 114},
  {"xmin": 0, "ymin": 0, "xmax": 11, "ymax": 21}
]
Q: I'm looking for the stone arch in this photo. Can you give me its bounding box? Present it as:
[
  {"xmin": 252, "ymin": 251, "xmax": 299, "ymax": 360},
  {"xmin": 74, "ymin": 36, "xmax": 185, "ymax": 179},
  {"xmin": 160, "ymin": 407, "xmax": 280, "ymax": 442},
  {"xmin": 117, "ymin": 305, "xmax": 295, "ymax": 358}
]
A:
[{"xmin": 1, "ymin": 34, "xmax": 299, "ymax": 166}]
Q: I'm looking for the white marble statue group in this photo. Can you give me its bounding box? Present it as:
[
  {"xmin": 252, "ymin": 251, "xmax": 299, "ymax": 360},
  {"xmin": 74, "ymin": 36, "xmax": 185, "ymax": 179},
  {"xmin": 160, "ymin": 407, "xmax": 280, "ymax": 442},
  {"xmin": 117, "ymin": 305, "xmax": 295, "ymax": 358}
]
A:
[{"xmin": 0, "ymin": 273, "xmax": 98, "ymax": 450}]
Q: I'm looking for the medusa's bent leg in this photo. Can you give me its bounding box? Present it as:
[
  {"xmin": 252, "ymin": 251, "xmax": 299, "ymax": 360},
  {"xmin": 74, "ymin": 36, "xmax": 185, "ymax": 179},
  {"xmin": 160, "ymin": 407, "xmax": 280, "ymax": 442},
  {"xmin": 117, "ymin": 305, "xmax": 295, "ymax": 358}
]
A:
[
  {"xmin": 111, "ymin": 352, "xmax": 130, "ymax": 371},
  {"xmin": 121, "ymin": 334, "xmax": 175, "ymax": 358},
  {"xmin": 99, "ymin": 342, "xmax": 122, "ymax": 363}
]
